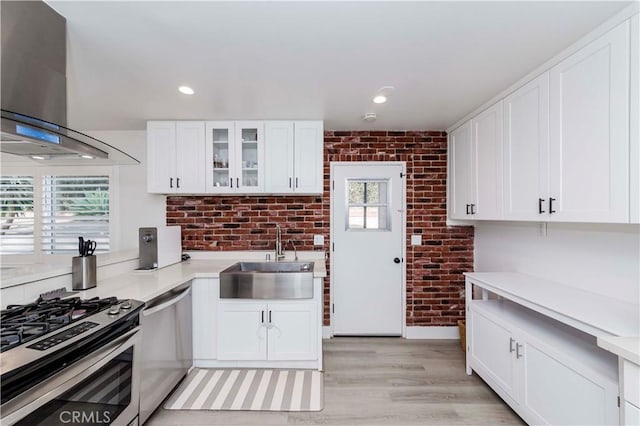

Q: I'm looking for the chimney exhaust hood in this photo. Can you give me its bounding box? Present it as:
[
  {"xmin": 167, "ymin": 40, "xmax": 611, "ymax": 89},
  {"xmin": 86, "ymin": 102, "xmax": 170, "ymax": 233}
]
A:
[{"xmin": 0, "ymin": 1, "xmax": 139, "ymax": 165}]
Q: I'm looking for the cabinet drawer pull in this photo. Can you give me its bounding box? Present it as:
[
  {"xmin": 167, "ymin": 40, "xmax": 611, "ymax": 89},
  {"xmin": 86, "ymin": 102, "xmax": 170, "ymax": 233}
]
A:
[
  {"xmin": 509, "ymin": 337, "xmax": 515, "ymax": 353},
  {"xmin": 549, "ymin": 198, "xmax": 556, "ymax": 214},
  {"xmin": 516, "ymin": 343, "xmax": 523, "ymax": 359},
  {"xmin": 538, "ymin": 198, "xmax": 545, "ymax": 214}
]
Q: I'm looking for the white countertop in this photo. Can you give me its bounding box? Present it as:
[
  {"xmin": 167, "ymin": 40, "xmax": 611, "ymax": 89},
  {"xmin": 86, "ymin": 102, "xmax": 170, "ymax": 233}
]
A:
[
  {"xmin": 597, "ymin": 336, "xmax": 640, "ymax": 365},
  {"xmin": 75, "ymin": 255, "xmax": 327, "ymax": 303},
  {"xmin": 465, "ymin": 272, "xmax": 640, "ymax": 338}
]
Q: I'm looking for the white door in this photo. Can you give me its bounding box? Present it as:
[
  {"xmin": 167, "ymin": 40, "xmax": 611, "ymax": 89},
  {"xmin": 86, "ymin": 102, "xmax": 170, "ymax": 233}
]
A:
[
  {"xmin": 267, "ymin": 302, "xmax": 317, "ymax": 360},
  {"xmin": 205, "ymin": 121, "xmax": 235, "ymax": 193},
  {"xmin": 146, "ymin": 121, "xmax": 176, "ymax": 193},
  {"xmin": 549, "ymin": 20, "xmax": 630, "ymax": 223},
  {"xmin": 175, "ymin": 121, "xmax": 205, "ymax": 193},
  {"xmin": 472, "ymin": 101, "xmax": 504, "ymax": 220},
  {"xmin": 235, "ymin": 121, "xmax": 265, "ymax": 193},
  {"xmin": 448, "ymin": 122, "xmax": 473, "ymax": 220},
  {"xmin": 217, "ymin": 302, "xmax": 267, "ymax": 360},
  {"xmin": 331, "ymin": 162, "xmax": 404, "ymax": 335},
  {"xmin": 503, "ymin": 73, "xmax": 550, "ymax": 221}
]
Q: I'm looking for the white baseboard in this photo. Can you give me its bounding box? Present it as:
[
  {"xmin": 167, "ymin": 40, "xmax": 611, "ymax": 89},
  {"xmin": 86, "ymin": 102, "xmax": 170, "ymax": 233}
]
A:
[
  {"xmin": 322, "ymin": 326, "xmax": 332, "ymax": 339},
  {"xmin": 405, "ymin": 326, "xmax": 460, "ymax": 339}
]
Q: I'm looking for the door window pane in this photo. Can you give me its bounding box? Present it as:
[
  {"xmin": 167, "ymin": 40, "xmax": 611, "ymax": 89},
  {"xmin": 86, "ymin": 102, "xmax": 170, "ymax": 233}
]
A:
[{"xmin": 346, "ymin": 180, "xmax": 390, "ymax": 230}]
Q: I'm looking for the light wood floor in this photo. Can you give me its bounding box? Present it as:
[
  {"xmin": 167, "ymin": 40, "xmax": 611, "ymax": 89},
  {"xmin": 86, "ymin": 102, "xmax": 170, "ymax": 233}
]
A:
[{"xmin": 147, "ymin": 338, "xmax": 525, "ymax": 425}]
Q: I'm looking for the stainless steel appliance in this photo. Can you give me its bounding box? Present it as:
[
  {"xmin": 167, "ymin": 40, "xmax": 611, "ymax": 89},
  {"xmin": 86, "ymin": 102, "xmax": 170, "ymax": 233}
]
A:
[
  {"xmin": 139, "ymin": 284, "xmax": 192, "ymax": 424},
  {"xmin": 137, "ymin": 226, "xmax": 182, "ymax": 270},
  {"xmin": 0, "ymin": 296, "xmax": 145, "ymax": 425},
  {"xmin": 0, "ymin": 1, "xmax": 138, "ymax": 165}
]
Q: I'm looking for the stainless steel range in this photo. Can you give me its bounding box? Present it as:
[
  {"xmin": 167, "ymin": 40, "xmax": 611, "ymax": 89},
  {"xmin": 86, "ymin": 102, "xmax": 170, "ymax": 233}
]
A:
[{"xmin": 0, "ymin": 295, "xmax": 144, "ymax": 426}]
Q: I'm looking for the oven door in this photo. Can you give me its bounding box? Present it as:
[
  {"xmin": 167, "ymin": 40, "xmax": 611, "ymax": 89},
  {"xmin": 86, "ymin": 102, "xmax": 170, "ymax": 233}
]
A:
[{"xmin": 2, "ymin": 328, "xmax": 140, "ymax": 426}]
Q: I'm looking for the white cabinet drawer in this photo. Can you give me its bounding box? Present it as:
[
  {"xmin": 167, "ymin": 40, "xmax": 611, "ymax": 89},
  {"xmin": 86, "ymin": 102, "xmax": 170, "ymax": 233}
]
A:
[{"xmin": 624, "ymin": 360, "xmax": 640, "ymax": 407}]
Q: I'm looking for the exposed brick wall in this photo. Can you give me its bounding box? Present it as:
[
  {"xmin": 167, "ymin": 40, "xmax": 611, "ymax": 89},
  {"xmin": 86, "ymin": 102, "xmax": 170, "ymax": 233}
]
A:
[{"xmin": 167, "ymin": 130, "xmax": 474, "ymax": 327}]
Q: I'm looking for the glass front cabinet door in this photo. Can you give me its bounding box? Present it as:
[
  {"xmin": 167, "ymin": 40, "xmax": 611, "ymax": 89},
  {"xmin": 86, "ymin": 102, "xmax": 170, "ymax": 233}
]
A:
[{"xmin": 205, "ymin": 121, "xmax": 264, "ymax": 193}]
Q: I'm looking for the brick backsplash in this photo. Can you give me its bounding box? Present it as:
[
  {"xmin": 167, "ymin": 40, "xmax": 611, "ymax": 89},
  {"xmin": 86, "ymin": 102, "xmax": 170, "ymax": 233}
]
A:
[{"xmin": 167, "ymin": 130, "xmax": 474, "ymax": 327}]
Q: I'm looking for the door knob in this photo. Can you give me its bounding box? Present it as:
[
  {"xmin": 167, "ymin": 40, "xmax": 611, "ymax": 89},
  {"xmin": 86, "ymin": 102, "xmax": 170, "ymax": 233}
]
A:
[{"xmin": 393, "ymin": 257, "xmax": 401, "ymax": 264}]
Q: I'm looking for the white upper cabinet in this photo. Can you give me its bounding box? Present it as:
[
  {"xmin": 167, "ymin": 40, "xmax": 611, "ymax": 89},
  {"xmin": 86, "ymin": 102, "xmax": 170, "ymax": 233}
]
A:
[
  {"xmin": 503, "ymin": 73, "xmax": 550, "ymax": 221},
  {"xmin": 265, "ymin": 121, "xmax": 324, "ymax": 194},
  {"xmin": 265, "ymin": 121, "xmax": 295, "ymax": 193},
  {"xmin": 449, "ymin": 121, "xmax": 473, "ymax": 220},
  {"xmin": 147, "ymin": 121, "xmax": 205, "ymax": 194},
  {"xmin": 205, "ymin": 121, "xmax": 265, "ymax": 194},
  {"xmin": 548, "ymin": 20, "xmax": 630, "ymax": 223},
  {"xmin": 472, "ymin": 101, "xmax": 504, "ymax": 220},
  {"xmin": 630, "ymin": 14, "xmax": 639, "ymax": 224}
]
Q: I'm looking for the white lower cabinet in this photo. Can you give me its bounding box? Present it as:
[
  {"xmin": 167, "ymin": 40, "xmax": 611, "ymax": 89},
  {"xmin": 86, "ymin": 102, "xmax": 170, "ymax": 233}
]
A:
[
  {"xmin": 217, "ymin": 301, "xmax": 317, "ymax": 361},
  {"xmin": 192, "ymin": 278, "xmax": 218, "ymax": 361},
  {"xmin": 469, "ymin": 301, "xmax": 619, "ymax": 425}
]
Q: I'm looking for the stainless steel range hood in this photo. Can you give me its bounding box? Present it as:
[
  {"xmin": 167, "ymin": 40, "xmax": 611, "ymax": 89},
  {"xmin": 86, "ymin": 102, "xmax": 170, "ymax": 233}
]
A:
[{"xmin": 0, "ymin": 1, "xmax": 139, "ymax": 165}]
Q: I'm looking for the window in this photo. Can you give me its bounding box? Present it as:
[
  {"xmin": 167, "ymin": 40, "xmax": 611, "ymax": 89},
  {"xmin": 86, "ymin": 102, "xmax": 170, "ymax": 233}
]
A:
[
  {"xmin": 0, "ymin": 176, "xmax": 35, "ymax": 253},
  {"xmin": 346, "ymin": 180, "xmax": 390, "ymax": 230},
  {"xmin": 0, "ymin": 174, "xmax": 110, "ymax": 255}
]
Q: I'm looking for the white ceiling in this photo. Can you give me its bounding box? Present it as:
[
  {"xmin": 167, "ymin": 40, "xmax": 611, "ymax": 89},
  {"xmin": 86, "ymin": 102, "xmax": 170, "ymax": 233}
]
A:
[{"xmin": 47, "ymin": 1, "xmax": 631, "ymax": 131}]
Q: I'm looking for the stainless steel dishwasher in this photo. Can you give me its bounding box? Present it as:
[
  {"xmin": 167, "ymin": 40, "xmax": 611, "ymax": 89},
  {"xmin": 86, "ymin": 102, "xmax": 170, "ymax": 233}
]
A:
[{"xmin": 139, "ymin": 284, "xmax": 192, "ymax": 424}]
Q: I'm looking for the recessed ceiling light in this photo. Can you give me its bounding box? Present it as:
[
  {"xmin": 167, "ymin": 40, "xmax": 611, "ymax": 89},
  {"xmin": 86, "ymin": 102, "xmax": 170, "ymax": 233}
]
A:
[
  {"xmin": 31, "ymin": 155, "xmax": 45, "ymax": 160},
  {"xmin": 80, "ymin": 155, "xmax": 94, "ymax": 159},
  {"xmin": 178, "ymin": 86, "xmax": 194, "ymax": 95},
  {"xmin": 373, "ymin": 95, "xmax": 387, "ymax": 104}
]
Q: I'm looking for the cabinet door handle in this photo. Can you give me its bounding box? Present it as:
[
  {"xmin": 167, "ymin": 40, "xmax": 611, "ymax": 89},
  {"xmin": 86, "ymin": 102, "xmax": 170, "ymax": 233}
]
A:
[
  {"xmin": 230, "ymin": 178, "xmax": 233, "ymax": 188},
  {"xmin": 470, "ymin": 204, "xmax": 476, "ymax": 215},
  {"xmin": 261, "ymin": 310, "xmax": 264, "ymax": 324},
  {"xmin": 295, "ymin": 177, "xmax": 298, "ymax": 189},
  {"xmin": 289, "ymin": 177, "xmax": 292, "ymax": 188},
  {"xmin": 237, "ymin": 177, "xmax": 240, "ymax": 188},
  {"xmin": 549, "ymin": 198, "xmax": 556, "ymax": 214},
  {"xmin": 516, "ymin": 343, "xmax": 523, "ymax": 359},
  {"xmin": 466, "ymin": 204, "xmax": 470, "ymax": 215},
  {"xmin": 169, "ymin": 177, "xmax": 173, "ymax": 188},
  {"xmin": 538, "ymin": 198, "xmax": 545, "ymax": 214},
  {"xmin": 268, "ymin": 310, "xmax": 272, "ymax": 324},
  {"xmin": 509, "ymin": 337, "xmax": 515, "ymax": 353},
  {"xmin": 176, "ymin": 177, "xmax": 180, "ymax": 189}
]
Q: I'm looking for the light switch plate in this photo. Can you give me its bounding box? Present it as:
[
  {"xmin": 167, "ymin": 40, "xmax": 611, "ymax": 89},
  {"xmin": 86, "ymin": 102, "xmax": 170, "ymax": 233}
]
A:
[
  {"xmin": 313, "ymin": 235, "xmax": 325, "ymax": 245},
  {"xmin": 411, "ymin": 235, "xmax": 422, "ymax": 246}
]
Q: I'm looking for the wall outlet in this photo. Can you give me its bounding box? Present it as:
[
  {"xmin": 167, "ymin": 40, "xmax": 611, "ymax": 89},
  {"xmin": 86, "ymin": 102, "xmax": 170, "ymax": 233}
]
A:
[
  {"xmin": 411, "ymin": 235, "xmax": 422, "ymax": 246},
  {"xmin": 313, "ymin": 235, "xmax": 325, "ymax": 246}
]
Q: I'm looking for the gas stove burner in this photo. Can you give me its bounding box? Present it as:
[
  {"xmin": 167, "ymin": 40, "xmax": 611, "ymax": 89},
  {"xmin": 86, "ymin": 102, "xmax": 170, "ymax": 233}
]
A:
[{"xmin": 0, "ymin": 296, "xmax": 121, "ymax": 352}]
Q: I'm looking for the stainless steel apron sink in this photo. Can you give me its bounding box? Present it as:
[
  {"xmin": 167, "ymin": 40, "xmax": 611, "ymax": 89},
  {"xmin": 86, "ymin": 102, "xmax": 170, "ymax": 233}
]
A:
[{"xmin": 219, "ymin": 261, "xmax": 314, "ymax": 299}]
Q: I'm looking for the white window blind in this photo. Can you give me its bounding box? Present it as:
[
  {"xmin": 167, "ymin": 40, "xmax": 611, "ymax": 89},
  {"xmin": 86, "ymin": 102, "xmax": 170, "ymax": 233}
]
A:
[
  {"xmin": 0, "ymin": 176, "xmax": 35, "ymax": 254},
  {"xmin": 41, "ymin": 176, "xmax": 110, "ymax": 254}
]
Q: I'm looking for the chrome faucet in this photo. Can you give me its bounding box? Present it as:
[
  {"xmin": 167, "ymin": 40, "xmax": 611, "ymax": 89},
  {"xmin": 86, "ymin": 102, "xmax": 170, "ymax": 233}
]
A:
[
  {"xmin": 288, "ymin": 239, "xmax": 298, "ymax": 261},
  {"xmin": 275, "ymin": 225, "xmax": 285, "ymax": 260}
]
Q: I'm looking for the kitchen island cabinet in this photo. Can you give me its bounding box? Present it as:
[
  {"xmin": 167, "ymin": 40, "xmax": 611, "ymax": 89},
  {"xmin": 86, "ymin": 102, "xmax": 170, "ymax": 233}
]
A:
[{"xmin": 465, "ymin": 272, "xmax": 638, "ymax": 425}]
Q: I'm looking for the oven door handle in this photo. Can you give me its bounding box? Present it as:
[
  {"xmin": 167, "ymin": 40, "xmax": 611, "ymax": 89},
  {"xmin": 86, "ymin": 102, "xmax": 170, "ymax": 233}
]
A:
[
  {"xmin": 1, "ymin": 328, "xmax": 140, "ymax": 425},
  {"xmin": 142, "ymin": 286, "xmax": 190, "ymax": 317}
]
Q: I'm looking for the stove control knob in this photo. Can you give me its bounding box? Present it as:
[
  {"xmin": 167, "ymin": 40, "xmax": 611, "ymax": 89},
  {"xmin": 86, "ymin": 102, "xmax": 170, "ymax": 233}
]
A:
[
  {"xmin": 121, "ymin": 300, "xmax": 132, "ymax": 310},
  {"xmin": 108, "ymin": 307, "xmax": 120, "ymax": 316}
]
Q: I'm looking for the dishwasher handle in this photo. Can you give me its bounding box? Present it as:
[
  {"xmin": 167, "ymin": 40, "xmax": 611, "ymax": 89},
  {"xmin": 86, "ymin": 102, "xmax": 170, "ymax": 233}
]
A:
[{"xmin": 142, "ymin": 287, "xmax": 191, "ymax": 317}]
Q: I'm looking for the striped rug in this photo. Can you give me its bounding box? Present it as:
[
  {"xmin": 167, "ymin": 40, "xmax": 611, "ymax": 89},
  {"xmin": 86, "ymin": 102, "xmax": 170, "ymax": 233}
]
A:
[{"xmin": 164, "ymin": 368, "xmax": 323, "ymax": 411}]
